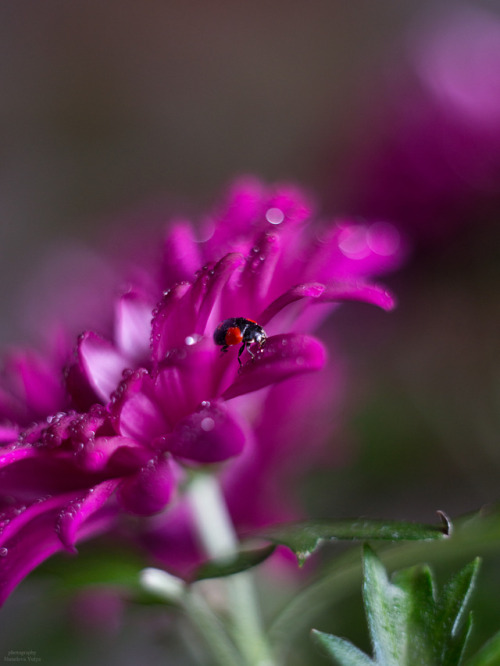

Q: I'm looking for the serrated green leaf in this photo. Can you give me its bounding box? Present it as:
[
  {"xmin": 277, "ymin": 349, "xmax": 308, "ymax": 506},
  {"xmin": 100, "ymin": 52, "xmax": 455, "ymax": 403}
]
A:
[
  {"xmin": 362, "ymin": 544, "xmax": 409, "ymax": 666},
  {"xmin": 256, "ymin": 517, "xmax": 448, "ymax": 565},
  {"xmin": 438, "ymin": 558, "xmax": 481, "ymax": 665},
  {"xmin": 465, "ymin": 629, "xmax": 500, "ymax": 666},
  {"xmin": 309, "ymin": 548, "xmax": 484, "ymax": 666},
  {"xmin": 193, "ymin": 544, "xmax": 276, "ymax": 581},
  {"xmin": 393, "ymin": 564, "xmax": 440, "ymax": 666},
  {"xmin": 444, "ymin": 612, "xmax": 474, "ymax": 666},
  {"xmin": 311, "ymin": 629, "xmax": 375, "ymax": 665},
  {"xmin": 271, "ymin": 506, "xmax": 500, "ymax": 664}
]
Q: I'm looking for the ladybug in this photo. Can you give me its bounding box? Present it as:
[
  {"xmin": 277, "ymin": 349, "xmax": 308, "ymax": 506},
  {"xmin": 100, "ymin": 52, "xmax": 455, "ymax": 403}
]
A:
[{"xmin": 214, "ymin": 317, "xmax": 267, "ymax": 366}]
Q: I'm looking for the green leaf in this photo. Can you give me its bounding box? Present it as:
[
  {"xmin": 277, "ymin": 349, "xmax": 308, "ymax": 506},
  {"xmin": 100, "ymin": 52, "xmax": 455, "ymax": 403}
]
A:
[
  {"xmin": 362, "ymin": 544, "xmax": 409, "ymax": 666},
  {"xmin": 312, "ymin": 547, "xmax": 481, "ymax": 666},
  {"xmin": 465, "ymin": 629, "xmax": 500, "ymax": 666},
  {"xmin": 37, "ymin": 541, "xmax": 148, "ymax": 594},
  {"xmin": 393, "ymin": 564, "xmax": 440, "ymax": 665},
  {"xmin": 256, "ymin": 516, "xmax": 449, "ymax": 565},
  {"xmin": 193, "ymin": 544, "xmax": 276, "ymax": 581},
  {"xmin": 311, "ymin": 629, "xmax": 375, "ymax": 666},
  {"xmin": 437, "ymin": 558, "xmax": 481, "ymax": 666}
]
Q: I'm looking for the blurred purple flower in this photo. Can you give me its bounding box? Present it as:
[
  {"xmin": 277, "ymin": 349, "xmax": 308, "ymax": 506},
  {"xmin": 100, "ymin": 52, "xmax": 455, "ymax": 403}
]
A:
[
  {"xmin": 0, "ymin": 177, "xmax": 402, "ymax": 602},
  {"xmin": 339, "ymin": 7, "xmax": 500, "ymax": 245}
]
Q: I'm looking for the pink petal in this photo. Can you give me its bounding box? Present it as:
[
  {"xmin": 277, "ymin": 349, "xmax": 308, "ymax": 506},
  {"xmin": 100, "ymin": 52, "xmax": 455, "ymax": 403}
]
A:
[
  {"xmin": 162, "ymin": 221, "xmax": 203, "ymax": 284},
  {"xmin": 154, "ymin": 340, "xmax": 218, "ymax": 422},
  {"xmin": 0, "ymin": 425, "xmax": 19, "ymax": 443},
  {"xmin": 0, "ymin": 441, "xmax": 39, "ymax": 467},
  {"xmin": 77, "ymin": 436, "xmax": 150, "ymax": 474},
  {"xmin": 115, "ymin": 291, "xmax": 154, "ymax": 361},
  {"xmin": 165, "ymin": 401, "xmax": 246, "ymax": 463},
  {"xmin": 57, "ymin": 479, "xmax": 120, "ymax": 552},
  {"xmin": 223, "ymin": 333, "xmax": 327, "ymax": 399},
  {"xmin": 196, "ymin": 253, "xmax": 244, "ymax": 333},
  {"xmin": 0, "ymin": 496, "xmax": 115, "ymax": 606},
  {"xmin": 150, "ymin": 283, "xmax": 191, "ymax": 363},
  {"xmin": 321, "ymin": 280, "xmax": 396, "ymax": 311},
  {"xmin": 259, "ymin": 283, "xmax": 326, "ymax": 325},
  {"xmin": 110, "ymin": 369, "xmax": 170, "ymax": 444},
  {"xmin": 78, "ymin": 332, "xmax": 129, "ymax": 402},
  {"xmin": 116, "ymin": 455, "xmax": 176, "ymax": 516}
]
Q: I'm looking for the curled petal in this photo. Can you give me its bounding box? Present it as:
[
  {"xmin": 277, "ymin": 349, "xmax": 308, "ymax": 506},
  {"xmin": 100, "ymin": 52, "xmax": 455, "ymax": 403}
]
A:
[
  {"xmin": 78, "ymin": 332, "xmax": 129, "ymax": 402},
  {"xmin": 165, "ymin": 401, "xmax": 246, "ymax": 463},
  {"xmin": 57, "ymin": 479, "xmax": 120, "ymax": 552},
  {"xmin": 115, "ymin": 291, "xmax": 154, "ymax": 361},
  {"xmin": 241, "ymin": 231, "xmax": 281, "ymax": 306},
  {"xmin": 117, "ymin": 455, "xmax": 176, "ymax": 516},
  {"xmin": 77, "ymin": 436, "xmax": 151, "ymax": 474},
  {"xmin": 150, "ymin": 283, "xmax": 191, "ymax": 363},
  {"xmin": 110, "ymin": 369, "xmax": 169, "ymax": 444},
  {"xmin": 321, "ymin": 281, "xmax": 396, "ymax": 311},
  {"xmin": 0, "ymin": 441, "xmax": 39, "ymax": 467},
  {"xmin": 0, "ymin": 495, "xmax": 115, "ymax": 606},
  {"xmin": 154, "ymin": 339, "xmax": 217, "ymax": 421},
  {"xmin": 223, "ymin": 333, "xmax": 327, "ymax": 399},
  {"xmin": 259, "ymin": 283, "xmax": 326, "ymax": 325},
  {"xmin": 196, "ymin": 253, "xmax": 244, "ymax": 333}
]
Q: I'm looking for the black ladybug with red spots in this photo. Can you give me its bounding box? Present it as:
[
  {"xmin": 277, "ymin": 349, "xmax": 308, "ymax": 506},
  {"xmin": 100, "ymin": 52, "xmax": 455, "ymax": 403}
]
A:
[{"xmin": 214, "ymin": 318, "xmax": 267, "ymax": 366}]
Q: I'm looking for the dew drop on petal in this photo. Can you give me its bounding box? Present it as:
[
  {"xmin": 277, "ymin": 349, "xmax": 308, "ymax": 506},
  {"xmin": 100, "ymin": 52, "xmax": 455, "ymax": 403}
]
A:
[
  {"xmin": 185, "ymin": 334, "xmax": 201, "ymax": 346},
  {"xmin": 0, "ymin": 547, "xmax": 8, "ymax": 557},
  {"xmin": 265, "ymin": 207, "xmax": 285, "ymax": 225},
  {"xmin": 200, "ymin": 417, "xmax": 215, "ymax": 432}
]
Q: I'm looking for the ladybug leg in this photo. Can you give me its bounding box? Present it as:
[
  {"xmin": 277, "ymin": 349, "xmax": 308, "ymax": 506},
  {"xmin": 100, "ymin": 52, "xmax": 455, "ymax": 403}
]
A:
[
  {"xmin": 221, "ymin": 344, "xmax": 229, "ymax": 353},
  {"xmin": 246, "ymin": 343, "xmax": 255, "ymax": 361},
  {"xmin": 237, "ymin": 343, "xmax": 245, "ymax": 366}
]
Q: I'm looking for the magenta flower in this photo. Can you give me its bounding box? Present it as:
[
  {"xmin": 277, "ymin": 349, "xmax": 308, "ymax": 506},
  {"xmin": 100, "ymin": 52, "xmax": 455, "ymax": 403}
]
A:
[
  {"xmin": 340, "ymin": 6, "xmax": 500, "ymax": 245},
  {"xmin": 0, "ymin": 177, "xmax": 402, "ymax": 603}
]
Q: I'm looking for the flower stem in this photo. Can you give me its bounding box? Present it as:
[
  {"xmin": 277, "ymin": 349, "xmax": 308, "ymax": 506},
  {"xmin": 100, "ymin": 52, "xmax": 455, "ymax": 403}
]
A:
[{"xmin": 188, "ymin": 472, "xmax": 276, "ymax": 666}]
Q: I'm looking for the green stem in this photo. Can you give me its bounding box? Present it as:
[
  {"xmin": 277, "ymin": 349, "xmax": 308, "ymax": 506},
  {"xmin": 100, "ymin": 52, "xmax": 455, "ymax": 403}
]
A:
[{"xmin": 188, "ymin": 472, "xmax": 276, "ymax": 666}]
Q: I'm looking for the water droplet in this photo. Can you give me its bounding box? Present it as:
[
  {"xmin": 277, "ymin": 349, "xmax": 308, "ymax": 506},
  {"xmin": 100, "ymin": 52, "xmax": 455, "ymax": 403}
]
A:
[
  {"xmin": 185, "ymin": 333, "xmax": 201, "ymax": 346},
  {"xmin": 200, "ymin": 417, "xmax": 215, "ymax": 432},
  {"xmin": 0, "ymin": 548, "xmax": 8, "ymax": 557},
  {"xmin": 265, "ymin": 207, "xmax": 285, "ymax": 225}
]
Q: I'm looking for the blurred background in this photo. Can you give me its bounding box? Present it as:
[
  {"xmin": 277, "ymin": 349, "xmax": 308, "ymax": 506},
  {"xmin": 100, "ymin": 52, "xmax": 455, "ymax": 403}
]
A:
[{"xmin": 1, "ymin": 0, "xmax": 500, "ymax": 663}]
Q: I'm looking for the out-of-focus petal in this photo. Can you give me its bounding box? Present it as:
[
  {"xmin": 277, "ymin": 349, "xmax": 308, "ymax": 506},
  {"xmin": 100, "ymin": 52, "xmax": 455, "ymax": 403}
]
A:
[
  {"xmin": 0, "ymin": 497, "xmax": 115, "ymax": 606},
  {"xmin": 321, "ymin": 281, "xmax": 396, "ymax": 311},
  {"xmin": 164, "ymin": 401, "xmax": 246, "ymax": 463},
  {"xmin": 259, "ymin": 283, "xmax": 326, "ymax": 325},
  {"xmin": 78, "ymin": 332, "xmax": 129, "ymax": 403},
  {"xmin": 116, "ymin": 455, "xmax": 176, "ymax": 516},
  {"xmin": 0, "ymin": 425, "xmax": 19, "ymax": 443},
  {"xmin": 115, "ymin": 291, "xmax": 154, "ymax": 361},
  {"xmin": 162, "ymin": 221, "xmax": 202, "ymax": 284},
  {"xmin": 223, "ymin": 333, "xmax": 327, "ymax": 399},
  {"xmin": 0, "ymin": 351, "xmax": 66, "ymax": 424},
  {"xmin": 57, "ymin": 479, "xmax": 120, "ymax": 552}
]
